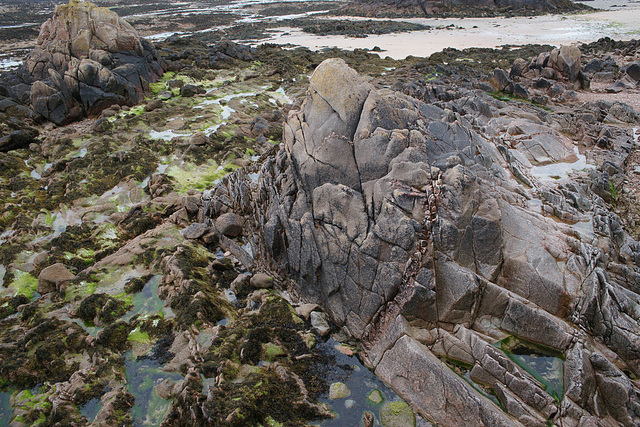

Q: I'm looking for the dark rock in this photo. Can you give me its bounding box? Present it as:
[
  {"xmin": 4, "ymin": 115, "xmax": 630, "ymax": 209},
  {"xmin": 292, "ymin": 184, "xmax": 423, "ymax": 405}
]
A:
[
  {"xmin": 509, "ymin": 58, "xmax": 529, "ymax": 79},
  {"xmin": 215, "ymin": 213, "xmax": 244, "ymax": 237},
  {"xmin": 145, "ymin": 99, "xmax": 164, "ymax": 112},
  {"xmin": 490, "ymin": 68, "xmax": 511, "ymax": 91},
  {"xmin": 0, "ymin": 129, "xmax": 38, "ymax": 152},
  {"xmin": 180, "ymin": 84, "xmax": 205, "ymax": 98},
  {"xmin": 626, "ymin": 61, "xmax": 640, "ymax": 82}
]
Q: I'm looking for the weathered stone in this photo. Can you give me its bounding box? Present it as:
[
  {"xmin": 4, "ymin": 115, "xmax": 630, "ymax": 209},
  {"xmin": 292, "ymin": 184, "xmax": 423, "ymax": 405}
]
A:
[
  {"xmin": 215, "ymin": 212, "xmax": 244, "ymax": 237},
  {"xmin": 548, "ymin": 45, "xmax": 582, "ymax": 81},
  {"xmin": 145, "ymin": 99, "xmax": 164, "ymax": 112},
  {"xmin": 249, "ymin": 273, "xmax": 274, "ymax": 289},
  {"xmin": 625, "ymin": 61, "xmax": 640, "ymax": 82},
  {"xmin": 37, "ymin": 263, "xmax": 76, "ymax": 294},
  {"xmin": 310, "ymin": 311, "xmax": 331, "ymax": 336},
  {"xmin": 182, "ymin": 223, "xmax": 208, "ymax": 240}
]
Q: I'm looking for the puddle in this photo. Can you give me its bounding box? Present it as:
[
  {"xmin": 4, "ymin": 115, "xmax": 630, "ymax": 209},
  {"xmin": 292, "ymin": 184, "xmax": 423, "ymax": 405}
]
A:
[
  {"xmin": 79, "ymin": 397, "xmax": 102, "ymax": 423},
  {"xmin": 149, "ymin": 129, "xmax": 192, "ymax": 141},
  {"xmin": 125, "ymin": 351, "xmax": 184, "ymax": 426},
  {"xmin": 530, "ymin": 148, "xmax": 593, "ymax": 182},
  {"xmin": 441, "ymin": 358, "xmax": 503, "ymax": 409},
  {"xmin": 0, "ymin": 58, "xmax": 21, "ymax": 70},
  {"xmin": 314, "ymin": 339, "xmax": 412, "ymax": 426},
  {"xmin": 146, "ymin": 31, "xmax": 187, "ymax": 41},
  {"xmin": 0, "ymin": 390, "xmax": 12, "ymax": 426},
  {"xmin": 122, "ymin": 275, "xmax": 172, "ymax": 322},
  {"xmin": 496, "ymin": 337, "xmax": 564, "ymax": 402}
]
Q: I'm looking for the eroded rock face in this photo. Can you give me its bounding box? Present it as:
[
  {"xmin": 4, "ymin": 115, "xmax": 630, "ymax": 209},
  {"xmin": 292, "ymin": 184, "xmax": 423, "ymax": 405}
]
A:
[
  {"xmin": 207, "ymin": 58, "xmax": 640, "ymax": 426},
  {"xmin": 26, "ymin": 0, "xmax": 164, "ymax": 124}
]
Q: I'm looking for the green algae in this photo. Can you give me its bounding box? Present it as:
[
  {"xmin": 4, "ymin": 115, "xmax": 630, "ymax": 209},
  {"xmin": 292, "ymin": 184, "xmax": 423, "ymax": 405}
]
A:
[
  {"xmin": 166, "ymin": 160, "xmax": 240, "ymax": 193},
  {"xmin": 10, "ymin": 270, "xmax": 38, "ymax": 299},
  {"xmin": 128, "ymin": 327, "xmax": 152, "ymax": 345},
  {"xmin": 380, "ymin": 401, "xmax": 415, "ymax": 427},
  {"xmin": 262, "ymin": 342, "xmax": 285, "ymax": 361}
]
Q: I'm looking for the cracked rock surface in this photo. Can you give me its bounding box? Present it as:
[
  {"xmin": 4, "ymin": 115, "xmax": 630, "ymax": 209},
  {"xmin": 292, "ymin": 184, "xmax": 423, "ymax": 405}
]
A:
[{"xmin": 208, "ymin": 57, "xmax": 640, "ymax": 426}]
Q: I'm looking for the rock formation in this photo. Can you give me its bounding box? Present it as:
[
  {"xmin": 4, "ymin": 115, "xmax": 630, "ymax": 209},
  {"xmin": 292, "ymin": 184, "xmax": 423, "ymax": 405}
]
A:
[
  {"xmin": 207, "ymin": 58, "xmax": 640, "ymax": 426},
  {"xmin": 26, "ymin": 0, "xmax": 164, "ymax": 125}
]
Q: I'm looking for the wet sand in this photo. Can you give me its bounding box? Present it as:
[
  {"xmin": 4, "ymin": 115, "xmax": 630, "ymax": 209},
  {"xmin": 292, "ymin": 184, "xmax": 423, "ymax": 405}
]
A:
[{"xmin": 258, "ymin": 1, "xmax": 640, "ymax": 59}]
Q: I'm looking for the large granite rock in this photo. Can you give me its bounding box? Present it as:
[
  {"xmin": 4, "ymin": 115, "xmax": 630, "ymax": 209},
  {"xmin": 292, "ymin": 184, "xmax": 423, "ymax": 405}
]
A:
[
  {"xmin": 26, "ymin": 0, "xmax": 164, "ymax": 125},
  {"xmin": 206, "ymin": 59, "xmax": 640, "ymax": 426}
]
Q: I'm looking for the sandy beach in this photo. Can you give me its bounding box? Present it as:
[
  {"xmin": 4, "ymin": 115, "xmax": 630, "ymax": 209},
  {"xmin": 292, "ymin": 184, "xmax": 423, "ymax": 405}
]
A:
[{"xmin": 258, "ymin": 0, "xmax": 640, "ymax": 59}]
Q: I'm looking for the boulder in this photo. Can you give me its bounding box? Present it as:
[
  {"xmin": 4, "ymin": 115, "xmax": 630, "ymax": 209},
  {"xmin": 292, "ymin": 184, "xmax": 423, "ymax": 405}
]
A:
[
  {"xmin": 249, "ymin": 273, "xmax": 274, "ymax": 289},
  {"xmin": 626, "ymin": 61, "xmax": 640, "ymax": 82},
  {"xmin": 215, "ymin": 213, "xmax": 244, "ymax": 237},
  {"xmin": 180, "ymin": 84, "xmax": 205, "ymax": 98},
  {"xmin": 37, "ymin": 263, "xmax": 76, "ymax": 294},
  {"xmin": 548, "ymin": 45, "xmax": 582, "ymax": 81},
  {"xmin": 25, "ymin": 0, "xmax": 164, "ymax": 125},
  {"xmin": 0, "ymin": 129, "xmax": 38, "ymax": 152}
]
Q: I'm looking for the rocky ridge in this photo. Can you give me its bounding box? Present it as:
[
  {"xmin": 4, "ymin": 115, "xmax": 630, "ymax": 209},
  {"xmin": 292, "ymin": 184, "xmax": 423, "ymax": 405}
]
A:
[
  {"xmin": 340, "ymin": 0, "xmax": 590, "ymax": 17},
  {"xmin": 207, "ymin": 55, "xmax": 640, "ymax": 426}
]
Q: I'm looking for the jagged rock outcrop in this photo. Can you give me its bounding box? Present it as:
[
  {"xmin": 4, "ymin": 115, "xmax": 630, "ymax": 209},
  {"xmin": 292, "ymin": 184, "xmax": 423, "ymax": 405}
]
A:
[
  {"xmin": 207, "ymin": 58, "xmax": 640, "ymax": 426},
  {"xmin": 25, "ymin": 0, "xmax": 164, "ymax": 125}
]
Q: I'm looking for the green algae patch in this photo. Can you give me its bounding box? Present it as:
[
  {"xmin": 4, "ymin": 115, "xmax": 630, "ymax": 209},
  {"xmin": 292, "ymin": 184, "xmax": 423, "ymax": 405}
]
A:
[
  {"xmin": 166, "ymin": 160, "xmax": 240, "ymax": 193},
  {"xmin": 128, "ymin": 327, "xmax": 152, "ymax": 345},
  {"xmin": 262, "ymin": 342, "xmax": 285, "ymax": 361},
  {"xmin": 12, "ymin": 388, "xmax": 54, "ymax": 426},
  {"xmin": 380, "ymin": 401, "xmax": 415, "ymax": 427},
  {"xmin": 10, "ymin": 270, "xmax": 38, "ymax": 299},
  {"xmin": 150, "ymin": 71, "xmax": 177, "ymax": 96}
]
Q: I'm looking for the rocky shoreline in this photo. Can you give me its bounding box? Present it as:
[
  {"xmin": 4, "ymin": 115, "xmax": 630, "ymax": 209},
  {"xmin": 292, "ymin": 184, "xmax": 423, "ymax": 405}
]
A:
[{"xmin": 1, "ymin": 0, "xmax": 640, "ymax": 426}]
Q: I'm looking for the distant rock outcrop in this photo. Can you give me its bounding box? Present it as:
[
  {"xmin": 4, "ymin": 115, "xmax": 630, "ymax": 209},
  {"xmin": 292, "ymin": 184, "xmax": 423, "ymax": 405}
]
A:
[
  {"xmin": 343, "ymin": 0, "xmax": 588, "ymax": 17},
  {"xmin": 26, "ymin": 0, "xmax": 164, "ymax": 125},
  {"xmin": 208, "ymin": 58, "xmax": 640, "ymax": 426}
]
